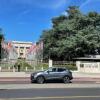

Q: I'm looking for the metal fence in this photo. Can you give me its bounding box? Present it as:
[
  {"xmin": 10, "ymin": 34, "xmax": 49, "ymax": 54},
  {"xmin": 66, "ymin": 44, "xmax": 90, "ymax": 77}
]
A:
[
  {"xmin": 0, "ymin": 59, "xmax": 76, "ymax": 72},
  {"xmin": 0, "ymin": 59, "xmax": 49, "ymax": 72},
  {"xmin": 0, "ymin": 59, "xmax": 16, "ymax": 72},
  {"xmin": 53, "ymin": 61, "xmax": 77, "ymax": 70}
]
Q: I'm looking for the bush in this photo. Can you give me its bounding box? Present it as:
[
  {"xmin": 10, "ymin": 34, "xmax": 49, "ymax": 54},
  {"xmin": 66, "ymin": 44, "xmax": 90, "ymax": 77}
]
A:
[
  {"xmin": 14, "ymin": 59, "xmax": 33, "ymax": 71},
  {"xmin": 54, "ymin": 64, "xmax": 77, "ymax": 70},
  {"xmin": 35, "ymin": 63, "xmax": 49, "ymax": 71}
]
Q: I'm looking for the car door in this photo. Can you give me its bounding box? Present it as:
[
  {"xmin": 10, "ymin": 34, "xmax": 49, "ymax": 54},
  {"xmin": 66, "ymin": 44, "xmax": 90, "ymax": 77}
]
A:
[
  {"xmin": 45, "ymin": 68, "xmax": 57, "ymax": 80},
  {"xmin": 56, "ymin": 68, "xmax": 66, "ymax": 79}
]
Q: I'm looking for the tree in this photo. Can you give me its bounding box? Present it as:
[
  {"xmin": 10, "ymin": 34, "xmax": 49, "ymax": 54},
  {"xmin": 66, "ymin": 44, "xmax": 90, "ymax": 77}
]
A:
[
  {"xmin": 0, "ymin": 28, "xmax": 4, "ymax": 59},
  {"xmin": 40, "ymin": 6, "xmax": 100, "ymax": 61},
  {"xmin": 66, "ymin": 6, "xmax": 81, "ymax": 19},
  {"xmin": 52, "ymin": 15, "xmax": 67, "ymax": 28}
]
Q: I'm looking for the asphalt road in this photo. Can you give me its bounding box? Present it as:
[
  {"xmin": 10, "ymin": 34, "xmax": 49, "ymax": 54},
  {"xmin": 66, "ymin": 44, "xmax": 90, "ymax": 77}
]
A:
[{"xmin": 0, "ymin": 88, "xmax": 100, "ymax": 100}]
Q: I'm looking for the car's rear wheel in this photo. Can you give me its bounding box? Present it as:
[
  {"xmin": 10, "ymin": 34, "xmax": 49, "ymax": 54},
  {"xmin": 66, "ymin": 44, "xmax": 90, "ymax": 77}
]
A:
[
  {"xmin": 31, "ymin": 80, "xmax": 34, "ymax": 83},
  {"xmin": 63, "ymin": 76, "xmax": 70, "ymax": 83},
  {"xmin": 36, "ymin": 76, "xmax": 44, "ymax": 84}
]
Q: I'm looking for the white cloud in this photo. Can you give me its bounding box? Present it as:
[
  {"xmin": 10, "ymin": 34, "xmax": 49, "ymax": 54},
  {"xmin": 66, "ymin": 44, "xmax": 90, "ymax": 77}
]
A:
[
  {"xmin": 40, "ymin": 0, "xmax": 68, "ymax": 9},
  {"xmin": 80, "ymin": 0, "xmax": 100, "ymax": 9},
  {"xmin": 61, "ymin": 11, "xmax": 68, "ymax": 16},
  {"xmin": 20, "ymin": 10, "xmax": 30, "ymax": 15},
  {"xmin": 11, "ymin": 0, "xmax": 33, "ymax": 5},
  {"xmin": 11, "ymin": 0, "xmax": 69, "ymax": 9},
  {"xmin": 80, "ymin": 0, "xmax": 90, "ymax": 8},
  {"xmin": 16, "ymin": 9, "xmax": 31, "ymax": 21}
]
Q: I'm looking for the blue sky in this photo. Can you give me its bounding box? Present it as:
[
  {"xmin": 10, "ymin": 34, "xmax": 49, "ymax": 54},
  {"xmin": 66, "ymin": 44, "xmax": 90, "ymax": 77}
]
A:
[{"xmin": 0, "ymin": 0, "xmax": 100, "ymax": 42}]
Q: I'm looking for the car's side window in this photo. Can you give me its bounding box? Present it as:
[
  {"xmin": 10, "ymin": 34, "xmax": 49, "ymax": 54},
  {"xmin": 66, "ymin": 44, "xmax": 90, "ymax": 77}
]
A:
[
  {"xmin": 48, "ymin": 68, "xmax": 56, "ymax": 72},
  {"xmin": 52, "ymin": 68, "xmax": 56, "ymax": 72},
  {"xmin": 48, "ymin": 68, "xmax": 52, "ymax": 72},
  {"xmin": 57, "ymin": 68, "xmax": 65, "ymax": 72}
]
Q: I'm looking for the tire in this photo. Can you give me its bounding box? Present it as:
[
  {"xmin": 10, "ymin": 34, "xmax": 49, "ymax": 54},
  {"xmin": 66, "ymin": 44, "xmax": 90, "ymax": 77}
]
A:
[
  {"xmin": 31, "ymin": 80, "xmax": 34, "ymax": 83},
  {"xmin": 63, "ymin": 76, "xmax": 70, "ymax": 84},
  {"xmin": 36, "ymin": 76, "xmax": 44, "ymax": 84}
]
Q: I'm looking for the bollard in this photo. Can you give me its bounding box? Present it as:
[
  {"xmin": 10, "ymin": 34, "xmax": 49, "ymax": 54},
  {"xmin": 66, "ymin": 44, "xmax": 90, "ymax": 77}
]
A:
[
  {"xmin": 0, "ymin": 67, "xmax": 1, "ymax": 71},
  {"xmin": 25, "ymin": 67, "xmax": 28, "ymax": 71},
  {"xmin": 13, "ymin": 67, "xmax": 15, "ymax": 72},
  {"xmin": 41, "ymin": 66, "xmax": 43, "ymax": 71},
  {"xmin": 8, "ymin": 67, "xmax": 10, "ymax": 71}
]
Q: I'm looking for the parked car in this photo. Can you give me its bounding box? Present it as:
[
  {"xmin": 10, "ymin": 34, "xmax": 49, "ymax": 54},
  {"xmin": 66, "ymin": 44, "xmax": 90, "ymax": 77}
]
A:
[{"xmin": 30, "ymin": 67, "xmax": 73, "ymax": 84}]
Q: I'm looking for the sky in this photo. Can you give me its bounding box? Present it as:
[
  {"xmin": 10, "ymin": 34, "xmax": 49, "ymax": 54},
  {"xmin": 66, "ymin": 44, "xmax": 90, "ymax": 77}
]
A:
[{"xmin": 0, "ymin": 0, "xmax": 100, "ymax": 42}]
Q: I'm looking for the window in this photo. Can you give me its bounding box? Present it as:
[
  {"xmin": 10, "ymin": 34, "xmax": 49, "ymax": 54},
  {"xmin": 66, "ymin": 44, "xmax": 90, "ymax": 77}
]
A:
[
  {"xmin": 15, "ymin": 46, "xmax": 18, "ymax": 48},
  {"xmin": 80, "ymin": 64, "xmax": 84, "ymax": 68},
  {"xmin": 20, "ymin": 53, "xmax": 23, "ymax": 56},
  {"xmin": 26, "ymin": 47, "xmax": 30, "ymax": 49},
  {"xmin": 52, "ymin": 68, "xmax": 56, "ymax": 72},
  {"xmin": 57, "ymin": 68, "xmax": 66, "ymax": 72},
  {"xmin": 20, "ymin": 47, "xmax": 24, "ymax": 49},
  {"xmin": 48, "ymin": 68, "xmax": 56, "ymax": 72}
]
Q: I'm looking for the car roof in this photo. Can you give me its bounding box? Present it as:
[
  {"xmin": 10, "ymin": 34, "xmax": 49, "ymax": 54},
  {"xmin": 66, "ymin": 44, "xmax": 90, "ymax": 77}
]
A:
[{"xmin": 50, "ymin": 67, "xmax": 66, "ymax": 69}]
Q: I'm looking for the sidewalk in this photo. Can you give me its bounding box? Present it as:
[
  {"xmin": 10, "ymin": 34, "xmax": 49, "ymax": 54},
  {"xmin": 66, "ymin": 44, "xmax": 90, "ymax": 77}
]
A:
[
  {"xmin": 72, "ymin": 71, "xmax": 100, "ymax": 78},
  {"xmin": 0, "ymin": 72, "xmax": 30, "ymax": 77}
]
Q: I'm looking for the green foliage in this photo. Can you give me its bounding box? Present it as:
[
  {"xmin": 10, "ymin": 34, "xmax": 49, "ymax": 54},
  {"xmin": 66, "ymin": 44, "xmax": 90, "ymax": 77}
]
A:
[
  {"xmin": 40, "ymin": 6, "xmax": 100, "ymax": 61},
  {"xmin": 54, "ymin": 64, "xmax": 77, "ymax": 71},
  {"xmin": 53, "ymin": 61, "xmax": 77, "ymax": 70},
  {"xmin": 15, "ymin": 59, "xmax": 33, "ymax": 69},
  {"xmin": 35, "ymin": 63, "xmax": 49, "ymax": 71},
  {"xmin": 0, "ymin": 28, "xmax": 4, "ymax": 59}
]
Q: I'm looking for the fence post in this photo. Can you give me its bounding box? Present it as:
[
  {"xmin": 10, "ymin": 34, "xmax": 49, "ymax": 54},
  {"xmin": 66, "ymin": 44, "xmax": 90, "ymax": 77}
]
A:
[
  {"xmin": 33, "ymin": 66, "xmax": 35, "ymax": 71},
  {"xmin": 13, "ymin": 65, "xmax": 15, "ymax": 72},
  {"xmin": 25, "ymin": 67, "xmax": 28, "ymax": 71},
  {"xmin": 41, "ymin": 59, "xmax": 43, "ymax": 71},
  {"xmin": 0, "ymin": 67, "xmax": 1, "ymax": 71},
  {"xmin": 49, "ymin": 59, "xmax": 53, "ymax": 67},
  {"xmin": 8, "ymin": 67, "xmax": 10, "ymax": 71}
]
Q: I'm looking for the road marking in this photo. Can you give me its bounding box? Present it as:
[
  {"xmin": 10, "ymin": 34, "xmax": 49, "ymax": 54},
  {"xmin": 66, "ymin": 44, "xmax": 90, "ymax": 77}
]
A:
[{"xmin": 1, "ymin": 96, "xmax": 100, "ymax": 100}]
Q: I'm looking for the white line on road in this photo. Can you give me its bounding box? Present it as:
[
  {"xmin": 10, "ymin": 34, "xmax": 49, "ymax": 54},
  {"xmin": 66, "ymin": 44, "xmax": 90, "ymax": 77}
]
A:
[{"xmin": 0, "ymin": 95, "xmax": 100, "ymax": 100}]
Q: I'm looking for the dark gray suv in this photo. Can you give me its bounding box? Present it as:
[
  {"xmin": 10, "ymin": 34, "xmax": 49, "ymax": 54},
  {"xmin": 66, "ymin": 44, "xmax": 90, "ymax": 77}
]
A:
[{"xmin": 31, "ymin": 67, "xmax": 73, "ymax": 84}]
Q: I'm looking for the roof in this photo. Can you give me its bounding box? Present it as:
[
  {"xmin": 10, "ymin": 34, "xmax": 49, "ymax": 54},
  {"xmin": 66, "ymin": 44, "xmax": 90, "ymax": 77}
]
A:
[
  {"xmin": 75, "ymin": 55, "xmax": 100, "ymax": 61},
  {"xmin": 12, "ymin": 41, "xmax": 33, "ymax": 44}
]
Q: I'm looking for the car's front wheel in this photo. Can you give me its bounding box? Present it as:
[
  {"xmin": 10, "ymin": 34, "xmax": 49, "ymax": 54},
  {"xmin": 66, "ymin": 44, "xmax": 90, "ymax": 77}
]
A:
[
  {"xmin": 63, "ymin": 76, "xmax": 70, "ymax": 83},
  {"xmin": 36, "ymin": 76, "xmax": 45, "ymax": 84},
  {"xmin": 31, "ymin": 80, "xmax": 35, "ymax": 83}
]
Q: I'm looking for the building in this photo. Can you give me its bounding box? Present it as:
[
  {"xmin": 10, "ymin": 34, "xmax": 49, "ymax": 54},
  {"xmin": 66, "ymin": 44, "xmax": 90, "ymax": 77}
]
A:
[
  {"xmin": 76, "ymin": 55, "xmax": 100, "ymax": 73},
  {"xmin": 1, "ymin": 40, "xmax": 43, "ymax": 61},
  {"xmin": 11, "ymin": 41, "xmax": 33, "ymax": 59}
]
